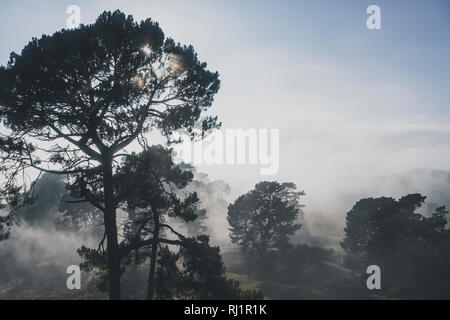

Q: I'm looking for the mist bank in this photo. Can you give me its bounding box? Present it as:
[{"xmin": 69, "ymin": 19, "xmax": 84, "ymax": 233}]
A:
[
  {"xmin": 1, "ymin": 167, "xmax": 449, "ymax": 298},
  {"xmin": 210, "ymin": 168, "xmax": 450, "ymax": 250}
]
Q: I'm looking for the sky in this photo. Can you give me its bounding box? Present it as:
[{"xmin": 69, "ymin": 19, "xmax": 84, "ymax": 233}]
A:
[{"xmin": 0, "ymin": 0, "xmax": 449, "ymax": 220}]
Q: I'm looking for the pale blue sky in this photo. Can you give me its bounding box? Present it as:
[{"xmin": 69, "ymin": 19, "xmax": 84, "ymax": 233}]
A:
[{"xmin": 1, "ymin": 0, "xmax": 449, "ymax": 214}]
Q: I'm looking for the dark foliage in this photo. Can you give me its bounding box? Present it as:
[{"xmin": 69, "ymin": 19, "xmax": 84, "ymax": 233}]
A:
[
  {"xmin": 155, "ymin": 235, "xmax": 263, "ymax": 300},
  {"xmin": 341, "ymin": 194, "xmax": 450, "ymax": 299},
  {"xmin": 228, "ymin": 181, "xmax": 304, "ymax": 255},
  {"xmin": 250, "ymin": 245, "xmax": 335, "ymax": 283},
  {"xmin": 0, "ymin": 10, "xmax": 220, "ymax": 299}
]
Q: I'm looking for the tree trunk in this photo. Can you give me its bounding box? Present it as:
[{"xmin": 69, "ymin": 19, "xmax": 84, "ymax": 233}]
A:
[
  {"xmin": 147, "ymin": 210, "xmax": 160, "ymax": 300},
  {"xmin": 103, "ymin": 158, "xmax": 121, "ymax": 300}
]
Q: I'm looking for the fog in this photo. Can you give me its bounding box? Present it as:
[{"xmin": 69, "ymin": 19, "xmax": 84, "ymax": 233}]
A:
[
  {"xmin": 1, "ymin": 1, "xmax": 449, "ymax": 228},
  {"xmin": 175, "ymin": 166, "xmax": 450, "ymax": 251},
  {"xmin": 0, "ymin": 213, "xmax": 99, "ymax": 294},
  {"xmin": 0, "ymin": 0, "xmax": 449, "ymax": 300}
]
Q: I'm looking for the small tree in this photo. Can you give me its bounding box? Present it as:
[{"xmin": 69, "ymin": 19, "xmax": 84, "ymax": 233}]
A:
[
  {"xmin": 0, "ymin": 11, "xmax": 220, "ymax": 299},
  {"xmin": 155, "ymin": 235, "xmax": 264, "ymax": 300},
  {"xmin": 79, "ymin": 146, "xmax": 200, "ymax": 299},
  {"xmin": 227, "ymin": 181, "xmax": 303, "ymax": 255}
]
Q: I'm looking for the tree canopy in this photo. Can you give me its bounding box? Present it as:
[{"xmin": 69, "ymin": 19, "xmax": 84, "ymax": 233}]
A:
[
  {"xmin": 227, "ymin": 181, "xmax": 304, "ymax": 255},
  {"xmin": 0, "ymin": 10, "xmax": 220, "ymax": 299},
  {"xmin": 341, "ymin": 194, "xmax": 450, "ymax": 298}
]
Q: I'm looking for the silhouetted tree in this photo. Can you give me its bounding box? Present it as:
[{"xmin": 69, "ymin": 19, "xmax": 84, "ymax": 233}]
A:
[
  {"xmin": 15, "ymin": 174, "xmax": 64, "ymax": 226},
  {"xmin": 11, "ymin": 173, "xmax": 99, "ymax": 230},
  {"xmin": 178, "ymin": 165, "xmax": 231, "ymax": 238},
  {"xmin": 58, "ymin": 191, "xmax": 102, "ymax": 230},
  {"xmin": 155, "ymin": 235, "xmax": 263, "ymax": 300},
  {"xmin": 228, "ymin": 181, "xmax": 303, "ymax": 256},
  {"xmin": 0, "ymin": 10, "xmax": 220, "ymax": 299},
  {"xmin": 119, "ymin": 146, "xmax": 201, "ymax": 299},
  {"xmin": 79, "ymin": 146, "xmax": 200, "ymax": 299},
  {"xmin": 341, "ymin": 194, "xmax": 450, "ymax": 298},
  {"xmin": 79, "ymin": 147, "xmax": 258, "ymax": 299},
  {"xmin": 0, "ymin": 215, "xmax": 11, "ymax": 242}
]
